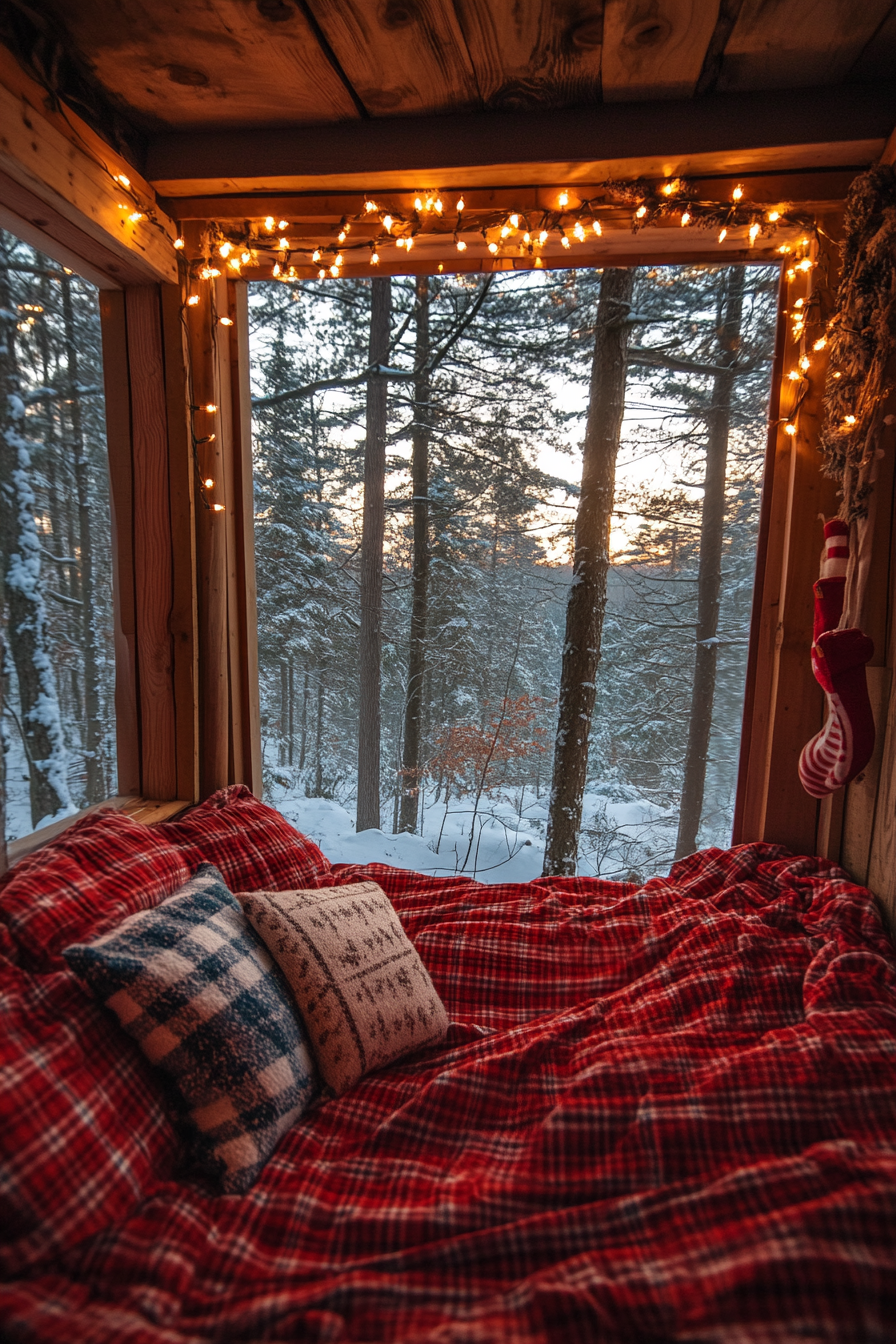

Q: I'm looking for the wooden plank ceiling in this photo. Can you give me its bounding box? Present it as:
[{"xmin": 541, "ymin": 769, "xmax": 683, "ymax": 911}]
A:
[
  {"xmin": 10, "ymin": 0, "xmax": 896, "ymax": 274},
  {"xmin": 32, "ymin": 0, "xmax": 896, "ymax": 132}
]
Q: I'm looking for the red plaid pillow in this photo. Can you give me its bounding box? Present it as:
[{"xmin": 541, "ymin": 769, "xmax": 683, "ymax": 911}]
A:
[
  {"xmin": 0, "ymin": 959, "xmax": 178, "ymax": 1277},
  {"xmin": 0, "ymin": 811, "xmax": 191, "ymax": 971},
  {"xmin": 156, "ymin": 786, "xmax": 332, "ymax": 892}
]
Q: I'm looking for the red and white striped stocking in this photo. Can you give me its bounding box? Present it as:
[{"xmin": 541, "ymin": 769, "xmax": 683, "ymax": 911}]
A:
[{"xmin": 798, "ymin": 519, "xmax": 875, "ymax": 799}]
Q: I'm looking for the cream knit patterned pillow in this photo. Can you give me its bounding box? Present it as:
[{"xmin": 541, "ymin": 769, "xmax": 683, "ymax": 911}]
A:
[{"xmin": 236, "ymin": 881, "xmax": 448, "ymax": 1094}]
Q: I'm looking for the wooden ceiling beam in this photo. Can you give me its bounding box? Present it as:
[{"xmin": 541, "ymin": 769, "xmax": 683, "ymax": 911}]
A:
[
  {"xmin": 160, "ymin": 172, "xmax": 860, "ymax": 221},
  {"xmin": 147, "ymin": 81, "xmax": 896, "ymax": 196}
]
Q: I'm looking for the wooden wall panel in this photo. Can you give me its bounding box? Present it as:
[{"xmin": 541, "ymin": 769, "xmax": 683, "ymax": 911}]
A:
[
  {"xmin": 125, "ymin": 286, "xmax": 178, "ymax": 800},
  {"xmin": 186, "ymin": 286, "xmax": 230, "ymax": 797},
  {"xmin": 160, "ymin": 283, "xmax": 200, "ymax": 803},
  {"xmin": 99, "ymin": 290, "xmax": 141, "ymax": 797},
  {"xmin": 228, "ymin": 281, "xmax": 262, "ymax": 797},
  {"xmin": 734, "ymin": 228, "xmax": 841, "ymax": 852}
]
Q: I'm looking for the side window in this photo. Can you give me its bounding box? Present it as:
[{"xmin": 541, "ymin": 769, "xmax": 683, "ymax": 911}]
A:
[{"xmin": 1, "ymin": 228, "xmax": 117, "ymax": 844}]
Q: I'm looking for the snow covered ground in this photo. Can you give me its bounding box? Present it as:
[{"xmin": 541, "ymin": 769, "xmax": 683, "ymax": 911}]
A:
[{"xmin": 267, "ymin": 782, "xmax": 679, "ymax": 884}]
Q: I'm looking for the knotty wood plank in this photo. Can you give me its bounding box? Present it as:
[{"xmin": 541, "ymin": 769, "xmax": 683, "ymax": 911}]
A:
[
  {"xmin": 838, "ymin": 371, "xmax": 896, "ymax": 886},
  {"xmin": 229, "ymin": 281, "xmax": 263, "ymax": 797},
  {"xmin": 146, "ymin": 81, "xmax": 896, "ymax": 195},
  {"xmin": 185, "ymin": 267, "xmax": 230, "ymax": 797},
  {"xmin": 99, "ymin": 290, "xmax": 141, "ymax": 798},
  {"xmin": 36, "ymin": 0, "xmax": 359, "ymax": 131},
  {"xmin": 305, "ymin": 0, "xmax": 478, "ymax": 116},
  {"xmin": 0, "ymin": 54, "xmax": 177, "ymax": 283},
  {"xmin": 843, "ymin": 666, "xmax": 892, "ymax": 885},
  {"xmin": 126, "ymin": 286, "xmax": 179, "ymax": 800},
  {"xmin": 212, "ymin": 275, "xmax": 245, "ymax": 787},
  {"xmin": 719, "ymin": 0, "xmax": 895, "ymax": 90},
  {"xmin": 160, "ymin": 282, "xmax": 200, "ymax": 803},
  {"xmin": 452, "ymin": 0, "xmax": 603, "ymax": 111},
  {"xmin": 602, "ymin": 0, "xmax": 720, "ymax": 102}
]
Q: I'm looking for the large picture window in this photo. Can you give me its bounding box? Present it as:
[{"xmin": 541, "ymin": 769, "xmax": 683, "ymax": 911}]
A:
[
  {"xmin": 1, "ymin": 228, "xmax": 117, "ymax": 844},
  {"xmin": 248, "ymin": 262, "xmax": 777, "ymax": 882}
]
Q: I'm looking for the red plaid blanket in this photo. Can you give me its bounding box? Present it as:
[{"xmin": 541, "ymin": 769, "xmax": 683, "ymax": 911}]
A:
[{"xmin": 3, "ymin": 841, "xmax": 896, "ymax": 1342}]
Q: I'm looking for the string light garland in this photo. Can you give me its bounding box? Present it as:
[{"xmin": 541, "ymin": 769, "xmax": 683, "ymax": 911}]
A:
[{"xmin": 172, "ymin": 179, "xmax": 813, "ymax": 287}]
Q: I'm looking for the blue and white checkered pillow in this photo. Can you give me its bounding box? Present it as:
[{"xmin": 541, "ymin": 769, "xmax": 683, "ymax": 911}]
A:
[{"xmin": 63, "ymin": 864, "xmax": 318, "ymax": 1193}]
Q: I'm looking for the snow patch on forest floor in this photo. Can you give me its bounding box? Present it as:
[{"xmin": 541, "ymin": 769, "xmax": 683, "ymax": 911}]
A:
[{"xmin": 268, "ymin": 783, "xmax": 679, "ymax": 884}]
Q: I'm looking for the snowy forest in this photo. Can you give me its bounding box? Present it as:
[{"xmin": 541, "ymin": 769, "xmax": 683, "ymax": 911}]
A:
[
  {"xmin": 249, "ymin": 260, "xmax": 776, "ymax": 881},
  {"xmin": 0, "ymin": 230, "xmax": 116, "ymax": 846},
  {"xmin": 0, "ymin": 228, "xmax": 776, "ymax": 883}
]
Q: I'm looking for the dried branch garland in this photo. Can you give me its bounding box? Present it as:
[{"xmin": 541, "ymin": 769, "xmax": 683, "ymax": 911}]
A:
[{"xmin": 820, "ymin": 166, "xmax": 896, "ymax": 520}]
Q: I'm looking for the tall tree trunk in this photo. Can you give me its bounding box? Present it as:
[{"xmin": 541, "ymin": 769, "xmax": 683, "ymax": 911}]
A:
[
  {"xmin": 675, "ymin": 266, "xmax": 746, "ymax": 858},
  {"xmin": 543, "ymin": 267, "xmax": 635, "ymax": 877},
  {"xmin": 300, "ymin": 668, "xmax": 309, "ymax": 769},
  {"xmin": 399, "ymin": 274, "xmax": 430, "ymax": 832},
  {"xmin": 61, "ymin": 276, "xmax": 104, "ymax": 802},
  {"xmin": 356, "ymin": 276, "xmax": 391, "ymax": 831},
  {"xmin": 314, "ymin": 670, "xmax": 324, "ymax": 796},
  {"xmin": 0, "ymin": 260, "xmax": 72, "ymax": 826},
  {"xmin": 279, "ymin": 658, "xmax": 288, "ymax": 766},
  {"xmin": 288, "ymin": 659, "xmax": 295, "ymax": 767}
]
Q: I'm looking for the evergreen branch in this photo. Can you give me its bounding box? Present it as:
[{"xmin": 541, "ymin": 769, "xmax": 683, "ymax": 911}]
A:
[{"xmin": 252, "ymin": 363, "xmax": 413, "ymax": 409}]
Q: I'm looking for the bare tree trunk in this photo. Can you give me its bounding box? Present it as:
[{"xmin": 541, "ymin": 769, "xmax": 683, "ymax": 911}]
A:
[
  {"xmin": 314, "ymin": 670, "xmax": 324, "ymax": 796},
  {"xmin": 300, "ymin": 668, "xmax": 309, "ymax": 769},
  {"xmin": 675, "ymin": 266, "xmax": 746, "ymax": 859},
  {"xmin": 288, "ymin": 659, "xmax": 295, "ymax": 767},
  {"xmin": 399, "ymin": 274, "xmax": 430, "ymax": 832},
  {"xmin": 543, "ymin": 267, "xmax": 635, "ymax": 877},
  {"xmin": 61, "ymin": 275, "xmax": 104, "ymax": 803},
  {"xmin": 356, "ymin": 276, "xmax": 391, "ymax": 831},
  {"xmin": 0, "ymin": 258, "xmax": 72, "ymax": 827},
  {"xmin": 279, "ymin": 658, "xmax": 288, "ymax": 766}
]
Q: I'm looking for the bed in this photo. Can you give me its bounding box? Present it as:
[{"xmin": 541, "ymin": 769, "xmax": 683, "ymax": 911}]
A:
[{"xmin": 2, "ymin": 786, "xmax": 895, "ymax": 1342}]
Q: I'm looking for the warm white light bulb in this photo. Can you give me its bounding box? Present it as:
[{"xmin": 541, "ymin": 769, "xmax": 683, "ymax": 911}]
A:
[
  {"xmin": 558, "ymin": 191, "xmax": 569, "ymax": 207},
  {"xmin": 456, "ymin": 197, "xmax": 465, "ymax": 212},
  {"xmin": 265, "ymin": 216, "xmax": 275, "ymax": 230},
  {"xmin": 732, "ymin": 185, "xmax": 744, "ymax": 201},
  {"xmin": 174, "ymin": 237, "xmax": 185, "ymax": 249},
  {"xmin": 456, "ymin": 239, "xmax": 467, "ymax": 251},
  {"xmin": 414, "ymin": 197, "xmax": 423, "ymax": 211},
  {"xmin": 635, "ymin": 205, "xmax": 647, "ymax": 219},
  {"xmin": 593, "ymin": 220, "xmax": 602, "ymax": 236}
]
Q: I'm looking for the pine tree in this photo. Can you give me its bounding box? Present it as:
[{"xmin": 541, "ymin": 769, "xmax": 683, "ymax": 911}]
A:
[{"xmin": 544, "ymin": 268, "xmax": 635, "ymax": 876}]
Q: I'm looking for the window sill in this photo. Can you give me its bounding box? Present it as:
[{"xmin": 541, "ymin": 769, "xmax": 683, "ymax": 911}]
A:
[{"xmin": 5, "ymin": 796, "xmax": 191, "ymax": 870}]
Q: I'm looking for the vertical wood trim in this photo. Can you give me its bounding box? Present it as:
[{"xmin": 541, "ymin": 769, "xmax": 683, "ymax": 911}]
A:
[
  {"xmin": 125, "ymin": 287, "xmax": 178, "ymax": 799},
  {"xmin": 230, "ymin": 280, "xmax": 263, "ymax": 796},
  {"xmin": 99, "ymin": 289, "xmax": 140, "ymax": 796},
  {"xmin": 734, "ymin": 233, "xmax": 840, "ymax": 852},
  {"xmin": 187, "ymin": 277, "xmax": 229, "ymax": 795},
  {"xmin": 160, "ymin": 282, "xmax": 200, "ymax": 803},
  {"xmin": 213, "ymin": 274, "xmax": 245, "ymax": 786}
]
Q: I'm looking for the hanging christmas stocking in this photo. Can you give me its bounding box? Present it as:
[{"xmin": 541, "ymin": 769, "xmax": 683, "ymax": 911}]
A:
[{"xmin": 799, "ymin": 519, "xmax": 875, "ymax": 798}]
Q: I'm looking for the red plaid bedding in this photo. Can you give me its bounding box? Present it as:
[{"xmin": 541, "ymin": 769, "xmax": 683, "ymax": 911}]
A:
[{"xmin": 2, "ymin": 833, "xmax": 896, "ymax": 1342}]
